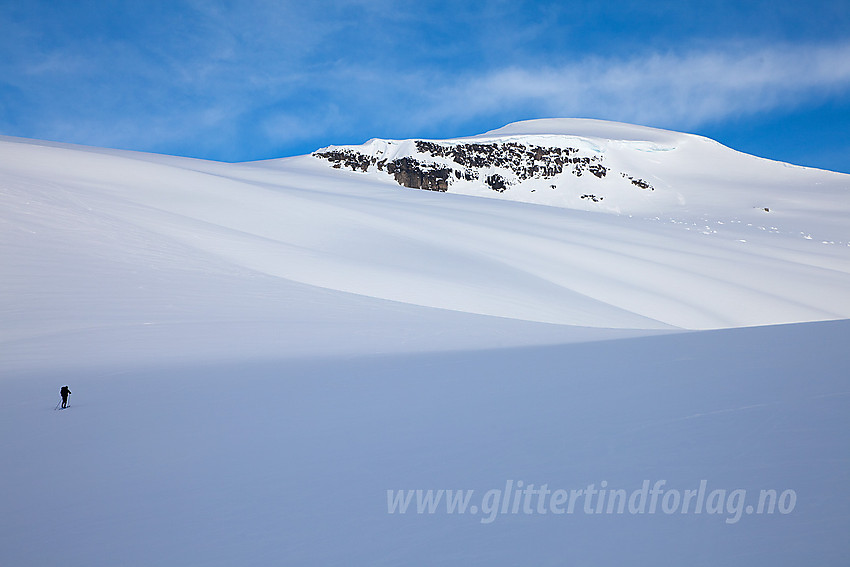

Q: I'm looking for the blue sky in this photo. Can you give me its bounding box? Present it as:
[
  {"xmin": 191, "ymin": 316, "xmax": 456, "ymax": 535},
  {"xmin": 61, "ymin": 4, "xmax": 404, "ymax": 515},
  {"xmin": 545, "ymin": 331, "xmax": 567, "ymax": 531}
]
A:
[{"xmin": 2, "ymin": 0, "xmax": 849, "ymax": 172}]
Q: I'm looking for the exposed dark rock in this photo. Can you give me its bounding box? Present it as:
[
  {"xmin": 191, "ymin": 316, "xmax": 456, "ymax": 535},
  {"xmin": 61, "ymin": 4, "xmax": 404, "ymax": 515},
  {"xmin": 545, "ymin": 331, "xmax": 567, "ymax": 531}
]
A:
[
  {"xmin": 413, "ymin": 140, "xmax": 592, "ymax": 181},
  {"xmin": 620, "ymin": 173, "xmax": 654, "ymax": 190},
  {"xmin": 385, "ymin": 158, "xmax": 451, "ymax": 192},
  {"xmin": 314, "ymin": 140, "xmax": 657, "ymax": 198},
  {"xmin": 313, "ymin": 149, "xmax": 378, "ymax": 172},
  {"xmin": 485, "ymin": 174, "xmax": 509, "ymax": 192},
  {"xmin": 581, "ymin": 194, "xmax": 604, "ymax": 202},
  {"xmin": 588, "ymin": 164, "xmax": 607, "ymax": 178}
]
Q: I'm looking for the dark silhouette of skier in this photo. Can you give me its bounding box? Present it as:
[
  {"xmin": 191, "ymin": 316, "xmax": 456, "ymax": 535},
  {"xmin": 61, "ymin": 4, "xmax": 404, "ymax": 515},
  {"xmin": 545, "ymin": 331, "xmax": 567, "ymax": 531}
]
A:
[{"xmin": 60, "ymin": 385, "xmax": 71, "ymax": 409}]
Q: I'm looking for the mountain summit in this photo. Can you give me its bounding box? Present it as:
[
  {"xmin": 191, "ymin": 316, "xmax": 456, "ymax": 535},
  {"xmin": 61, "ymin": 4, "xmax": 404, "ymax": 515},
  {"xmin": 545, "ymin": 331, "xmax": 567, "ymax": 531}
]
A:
[
  {"xmin": 2, "ymin": 118, "xmax": 849, "ymax": 341},
  {"xmin": 313, "ymin": 118, "xmax": 849, "ymax": 222}
]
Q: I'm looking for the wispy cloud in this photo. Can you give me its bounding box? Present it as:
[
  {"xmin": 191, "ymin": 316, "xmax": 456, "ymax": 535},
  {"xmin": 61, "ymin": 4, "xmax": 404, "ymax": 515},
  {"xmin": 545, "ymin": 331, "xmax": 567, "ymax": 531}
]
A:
[
  {"xmin": 246, "ymin": 40, "xmax": 850, "ymax": 156},
  {"xmin": 2, "ymin": 0, "xmax": 849, "ymax": 164},
  {"xmin": 411, "ymin": 41, "xmax": 850, "ymax": 130}
]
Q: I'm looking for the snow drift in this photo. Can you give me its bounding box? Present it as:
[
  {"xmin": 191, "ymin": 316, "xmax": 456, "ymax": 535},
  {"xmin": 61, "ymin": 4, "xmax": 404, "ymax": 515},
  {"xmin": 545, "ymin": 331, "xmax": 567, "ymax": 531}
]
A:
[
  {"xmin": 3, "ymin": 118, "xmax": 850, "ymax": 351},
  {"xmin": 1, "ymin": 119, "xmax": 848, "ymax": 566}
]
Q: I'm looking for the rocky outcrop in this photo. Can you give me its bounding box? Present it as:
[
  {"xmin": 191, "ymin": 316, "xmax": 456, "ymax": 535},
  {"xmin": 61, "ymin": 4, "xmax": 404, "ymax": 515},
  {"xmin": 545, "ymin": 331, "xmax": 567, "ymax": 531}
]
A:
[
  {"xmin": 620, "ymin": 173, "xmax": 654, "ymax": 190},
  {"xmin": 384, "ymin": 158, "xmax": 452, "ymax": 192},
  {"xmin": 313, "ymin": 139, "xmax": 652, "ymax": 199},
  {"xmin": 485, "ymin": 173, "xmax": 509, "ymax": 193},
  {"xmin": 314, "ymin": 149, "xmax": 375, "ymax": 172},
  {"xmin": 412, "ymin": 140, "xmax": 607, "ymax": 181},
  {"xmin": 581, "ymin": 194, "xmax": 604, "ymax": 202}
]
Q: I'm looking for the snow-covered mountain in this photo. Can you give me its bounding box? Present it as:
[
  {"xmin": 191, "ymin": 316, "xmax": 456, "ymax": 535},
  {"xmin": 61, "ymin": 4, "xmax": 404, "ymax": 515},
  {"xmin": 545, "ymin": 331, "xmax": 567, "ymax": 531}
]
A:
[
  {"xmin": 1, "ymin": 120, "xmax": 849, "ymax": 566},
  {"xmin": 307, "ymin": 118, "xmax": 850, "ymax": 329},
  {"xmin": 2, "ymin": 118, "xmax": 848, "ymax": 351},
  {"xmin": 314, "ymin": 118, "xmax": 850, "ymax": 222}
]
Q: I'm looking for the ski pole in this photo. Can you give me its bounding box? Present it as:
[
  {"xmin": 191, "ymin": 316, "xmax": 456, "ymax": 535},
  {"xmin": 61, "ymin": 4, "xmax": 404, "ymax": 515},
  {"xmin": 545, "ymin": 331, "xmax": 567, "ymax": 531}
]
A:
[{"xmin": 54, "ymin": 400, "xmax": 61, "ymax": 410}]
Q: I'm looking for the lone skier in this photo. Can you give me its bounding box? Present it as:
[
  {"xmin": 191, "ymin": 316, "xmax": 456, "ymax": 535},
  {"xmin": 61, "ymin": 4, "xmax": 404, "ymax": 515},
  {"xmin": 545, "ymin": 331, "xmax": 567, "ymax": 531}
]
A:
[{"xmin": 60, "ymin": 385, "xmax": 71, "ymax": 409}]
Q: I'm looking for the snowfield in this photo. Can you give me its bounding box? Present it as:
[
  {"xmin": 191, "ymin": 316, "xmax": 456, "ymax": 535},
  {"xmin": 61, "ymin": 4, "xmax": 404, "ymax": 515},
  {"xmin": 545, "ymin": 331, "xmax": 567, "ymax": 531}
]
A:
[{"xmin": 1, "ymin": 119, "xmax": 849, "ymax": 566}]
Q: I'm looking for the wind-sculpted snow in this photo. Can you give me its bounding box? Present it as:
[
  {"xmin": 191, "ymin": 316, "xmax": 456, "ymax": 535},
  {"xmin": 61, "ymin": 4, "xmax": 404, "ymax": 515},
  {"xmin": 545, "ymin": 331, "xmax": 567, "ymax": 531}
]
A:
[
  {"xmin": 2, "ymin": 118, "xmax": 850, "ymax": 350},
  {"xmin": 1, "ymin": 120, "xmax": 849, "ymax": 567}
]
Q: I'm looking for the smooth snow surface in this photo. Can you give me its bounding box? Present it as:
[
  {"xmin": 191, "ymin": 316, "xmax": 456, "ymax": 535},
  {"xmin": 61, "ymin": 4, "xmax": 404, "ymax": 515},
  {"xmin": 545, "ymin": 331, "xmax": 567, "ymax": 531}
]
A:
[
  {"xmin": 1, "ymin": 120, "xmax": 849, "ymax": 566},
  {"xmin": 310, "ymin": 119, "xmax": 850, "ymax": 329},
  {"xmin": 473, "ymin": 117, "xmax": 687, "ymax": 142}
]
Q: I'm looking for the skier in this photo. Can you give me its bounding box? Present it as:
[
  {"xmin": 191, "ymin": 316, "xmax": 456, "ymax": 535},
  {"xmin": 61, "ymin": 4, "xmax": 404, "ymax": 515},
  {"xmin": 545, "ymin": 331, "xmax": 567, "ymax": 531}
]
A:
[{"xmin": 60, "ymin": 385, "xmax": 71, "ymax": 409}]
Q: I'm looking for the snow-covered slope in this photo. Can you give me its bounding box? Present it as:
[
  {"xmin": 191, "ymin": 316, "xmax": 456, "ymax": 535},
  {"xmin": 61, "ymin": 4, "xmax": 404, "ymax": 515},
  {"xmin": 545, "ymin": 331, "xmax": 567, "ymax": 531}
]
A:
[
  {"xmin": 4, "ymin": 118, "xmax": 849, "ymax": 350},
  {"xmin": 1, "ymin": 121, "xmax": 849, "ymax": 566},
  {"xmin": 4, "ymin": 320, "xmax": 849, "ymax": 567}
]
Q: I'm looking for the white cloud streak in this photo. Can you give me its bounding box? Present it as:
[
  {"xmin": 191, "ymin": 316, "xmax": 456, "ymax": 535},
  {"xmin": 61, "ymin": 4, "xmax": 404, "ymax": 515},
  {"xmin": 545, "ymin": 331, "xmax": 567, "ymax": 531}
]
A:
[
  {"xmin": 413, "ymin": 41, "xmax": 850, "ymax": 130},
  {"xmin": 3, "ymin": 0, "xmax": 849, "ymax": 162}
]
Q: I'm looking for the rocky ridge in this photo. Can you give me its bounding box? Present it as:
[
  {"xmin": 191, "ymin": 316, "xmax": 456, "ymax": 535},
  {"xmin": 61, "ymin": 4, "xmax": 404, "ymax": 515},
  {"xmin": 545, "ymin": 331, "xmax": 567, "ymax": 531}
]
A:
[{"xmin": 313, "ymin": 138, "xmax": 655, "ymax": 197}]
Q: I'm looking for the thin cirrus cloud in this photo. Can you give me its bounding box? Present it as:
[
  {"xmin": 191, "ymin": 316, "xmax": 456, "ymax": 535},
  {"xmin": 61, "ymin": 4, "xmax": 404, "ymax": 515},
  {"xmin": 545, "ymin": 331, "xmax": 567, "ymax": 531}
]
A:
[
  {"xmin": 254, "ymin": 40, "xmax": 850, "ymax": 155},
  {"xmin": 408, "ymin": 41, "xmax": 850, "ymax": 132},
  {"xmin": 3, "ymin": 3, "xmax": 849, "ymax": 165}
]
